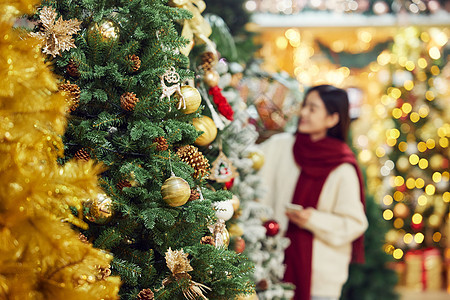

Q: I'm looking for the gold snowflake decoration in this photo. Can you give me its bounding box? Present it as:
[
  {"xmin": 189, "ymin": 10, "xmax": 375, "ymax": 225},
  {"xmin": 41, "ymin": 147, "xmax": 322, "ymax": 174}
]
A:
[{"xmin": 31, "ymin": 6, "xmax": 81, "ymax": 57}]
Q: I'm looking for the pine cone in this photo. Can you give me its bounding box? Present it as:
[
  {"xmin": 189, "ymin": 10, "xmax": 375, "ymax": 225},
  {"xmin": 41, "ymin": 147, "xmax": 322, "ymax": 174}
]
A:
[
  {"xmin": 201, "ymin": 236, "xmax": 215, "ymax": 246},
  {"xmin": 176, "ymin": 145, "xmax": 210, "ymax": 179},
  {"xmin": 137, "ymin": 288, "xmax": 154, "ymax": 300},
  {"xmin": 189, "ymin": 188, "xmax": 200, "ymax": 201},
  {"xmin": 257, "ymin": 279, "xmax": 269, "ymax": 291},
  {"xmin": 74, "ymin": 148, "xmax": 90, "ymax": 161},
  {"xmin": 59, "ymin": 81, "xmax": 80, "ymax": 112},
  {"xmin": 201, "ymin": 52, "xmax": 215, "ymax": 71},
  {"xmin": 153, "ymin": 137, "xmax": 168, "ymax": 151},
  {"xmin": 120, "ymin": 92, "xmax": 139, "ymax": 111},
  {"xmin": 117, "ymin": 180, "xmax": 132, "ymax": 191},
  {"xmin": 128, "ymin": 54, "xmax": 141, "ymax": 72},
  {"xmin": 66, "ymin": 60, "xmax": 80, "ymax": 77}
]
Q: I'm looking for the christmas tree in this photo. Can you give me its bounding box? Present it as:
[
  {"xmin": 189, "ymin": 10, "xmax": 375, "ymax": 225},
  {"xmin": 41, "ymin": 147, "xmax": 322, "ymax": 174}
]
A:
[
  {"xmin": 0, "ymin": 0, "xmax": 120, "ymax": 298},
  {"xmin": 30, "ymin": 0, "xmax": 254, "ymax": 298}
]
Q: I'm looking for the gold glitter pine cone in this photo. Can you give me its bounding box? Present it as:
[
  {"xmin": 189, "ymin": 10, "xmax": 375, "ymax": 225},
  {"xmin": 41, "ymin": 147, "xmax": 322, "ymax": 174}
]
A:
[
  {"xmin": 128, "ymin": 54, "xmax": 141, "ymax": 72},
  {"xmin": 120, "ymin": 92, "xmax": 139, "ymax": 111},
  {"xmin": 66, "ymin": 60, "xmax": 80, "ymax": 77},
  {"xmin": 201, "ymin": 52, "xmax": 215, "ymax": 71},
  {"xmin": 59, "ymin": 81, "xmax": 80, "ymax": 112},
  {"xmin": 176, "ymin": 145, "xmax": 210, "ymax": 179},
  {"xmin": 201, "ymin": 236, "xmax": 215, "ymax": 246},
  {"xmin": 137, "ymin": 288, "xmax": 154, "ymax": 300},
  {"xmin": 74, "ymin": 148, "xmax": 90, "ymax": 161},
  {"xmin": 153, "ymin": 136, "xmax": 168, "ymax": 151}
]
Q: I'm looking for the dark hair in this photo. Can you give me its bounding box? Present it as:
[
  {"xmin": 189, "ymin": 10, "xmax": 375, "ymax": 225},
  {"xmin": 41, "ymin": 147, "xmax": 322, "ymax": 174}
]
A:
[{"xmin": 303, "ymin": 84, "xmax": 350, "ymax": 142}]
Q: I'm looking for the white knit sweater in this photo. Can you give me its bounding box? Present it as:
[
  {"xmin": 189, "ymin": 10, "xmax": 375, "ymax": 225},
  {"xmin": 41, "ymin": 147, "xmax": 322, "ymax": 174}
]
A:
[{"xmin": 259, "ymin": 133, "xmax": 368, "ymax": 298}]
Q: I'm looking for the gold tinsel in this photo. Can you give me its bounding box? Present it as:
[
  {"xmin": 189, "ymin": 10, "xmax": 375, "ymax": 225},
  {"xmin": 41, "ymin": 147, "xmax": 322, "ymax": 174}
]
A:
[
  {"xmin": 176, "ymin": 145, "xmax": 210, "ymax": 179},
  {"xmin": 0, "ymin": 1, "xmax": 120, "ymax": 298}
]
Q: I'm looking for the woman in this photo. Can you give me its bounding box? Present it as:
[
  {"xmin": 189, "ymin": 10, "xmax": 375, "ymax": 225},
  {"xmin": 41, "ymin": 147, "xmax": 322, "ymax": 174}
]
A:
[{"xmin": 259, "ymin": 85, "xmax": 368, "ymax": 300}]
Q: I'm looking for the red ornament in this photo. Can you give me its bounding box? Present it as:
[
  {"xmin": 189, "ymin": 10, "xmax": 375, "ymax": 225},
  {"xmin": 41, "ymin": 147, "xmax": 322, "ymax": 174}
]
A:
[
  {"xmin": 263, "ymin": 219, "xmax": 280, "ymax": 236},
  {"xmin": 233, "ymin": 236, "xmax": 246, "ymax": 254},
  {"xmin": 225, "ymin": 178, "xmax": 234, "ymax": 190}
]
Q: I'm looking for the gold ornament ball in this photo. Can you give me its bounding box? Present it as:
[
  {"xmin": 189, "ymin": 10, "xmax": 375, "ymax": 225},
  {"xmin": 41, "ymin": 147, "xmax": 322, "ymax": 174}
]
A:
[
  {"xmin": 193, "ymin": 116, "xmax": 217, "ymax": 146},
  {"xmin": 84, "ymin": 193, "xmax": 114, "ymax": 224},
  {"xmin": 236, "ymin": 292, "xmax": 259, "ymax": 300},
  {"xmin": 248, "ymin": 150, "xmax": 265, "ymax": 171},
  {"xmin": 230, "ymin": 194, "xmax": 240, "ymax": 211},
  {"xmin": 393, "ymin": 203, "xmax": 409, "ymax": 219},
  {"xmin": 88, "ymin": 19, "xmax": 119, "ymax": 41},
  {"xmin": 178, "ymin": 85, "xmax": 201, "ymax": 114},
  {"xmin": 220, "ymin": 227, "xmax": 230, "ymax": 248},
  {"xmin": 161, "ymin": 176, "xmax": 191, "ymax": 207},
  {"xmin": 203, "ymin": 70, "xmax": 220, "ymax": 87}
]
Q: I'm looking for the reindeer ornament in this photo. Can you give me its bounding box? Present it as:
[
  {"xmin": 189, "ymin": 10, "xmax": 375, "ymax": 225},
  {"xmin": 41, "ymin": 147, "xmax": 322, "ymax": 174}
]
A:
[{"xmin": 160, "ymin": 66, "xmax": 186, "ymax": 111}]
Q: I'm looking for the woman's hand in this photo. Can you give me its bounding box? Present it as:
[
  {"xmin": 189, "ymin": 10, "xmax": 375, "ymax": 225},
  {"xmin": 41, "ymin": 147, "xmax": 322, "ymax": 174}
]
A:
[{"xmin": 286, "ymin": 208, "xmax": 313, "ymax": 227}]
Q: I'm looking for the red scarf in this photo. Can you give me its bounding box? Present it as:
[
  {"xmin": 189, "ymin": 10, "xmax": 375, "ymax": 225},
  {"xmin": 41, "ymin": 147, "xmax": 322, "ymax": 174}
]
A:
[{"xmin": 284, "ymin": 133, "xmax": 365, "ymax": 300}]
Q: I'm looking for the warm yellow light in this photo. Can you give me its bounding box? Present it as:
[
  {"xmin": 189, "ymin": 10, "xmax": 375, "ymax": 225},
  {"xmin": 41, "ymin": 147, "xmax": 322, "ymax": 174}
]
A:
[
  {"xmin": 443, "ymin": 172, "xmax": 449, "ymax": 180},
  {"xmin": 393, "ymin": 248, "xmax": 404, "ymax": 259},
  {"xmin": 339, "ymin": 67, "xmax": 350, "ymax": 77},
  {"xmin": 415, "ymin": 178, "xmax": 425, "ymax": 188},
  {"xmin": 331, "ymin": 40, "xmax": 345, "ymax": 52},
  {"xmin": 359, "ymin": 149, "xmax": 372, "ymax": 162},
  {"xmin": 439, "ymin": 137, "xmax": 449, "ymax": 148},
  {"xmin": 289, "ymin": 38, "xmax": 301, "ymax": 47},
  {"xmin": 429, "ymin": 214, "xmax": 440, "ymax": 227},
  {"xmin": 428, "ymin": 78, "xmax": 434, "ymax": 87},
  {"xmin": 412, "ymin": 213, "xmax": 423, "ymax": 224},
  {"xmin": 383, "ymin": 195, "xmax": 394, "ymax": 206},
  {"xmin": 384, "ymin": 244, "xmax": 395, "ymax": 254},
  {"xmin": 417, "ymin": 71, "xmax": 427, "ymax": 81},
  {"xmin": 433, "ymin": 232, "xmax": 442, "ymax": 243},
  {"xmin": 406, "ymin": 178, "xmax": 415, "ymax": 189},
  {"xmin": 405, "ymin": 61, "xmax": 415, "ymax": 71},
  {"xmin": 275, "ymin": 36, "xmax": 288, "ymax": 49},
  {"xmin": 443, "ymin": 192, "xmax": 450, "ymax": 203},
  {"xmin": 417, "ymin": 142, "xmax": 427, "ymax": 152},
  {"xmin": 383, "ymin": 209, "xmax": 394, "ymax": 220},
  {"xmin": 409, "ymin": 154, "xmax": 419, "ymax": 165},
  {"xmin": 376, "ymin": 147, "xmax": 386, "ymax": 157},
  {"xmin": 420, "ymin": 32, "xmax": 430, "ymax": 42},
  {"xmin": 410, "ymin": 112, "xmax": 420, "ymax": 123},
  {"xmin": 400, "ymin": 123, "xmax": 410, "ymax": 133},
  {"xmin": 390, "ymin": 129, "xmax": 401, "ymax": 139},
  {"xmin": 418, "ymin": 158, "xmax": 428, "ymax": 169},
  {"xmin": 429, "ymin": 47, "xmax": 441, "ymax": 60},
  {"xmin": 425, "ymin": 91, "xmax": 435, "ymax": 101},
  {"xmin": 432, "ymin": 172, "xmax": 442, "ymax": 183},
  {"xmin": 403, "ymin": 233, "xmax": 413, "ymax": 244},
  {"xmin": 426, "ymin": 139, "xmax": 436, "ymax": 149},
  {"xmin": 404, "ymin": 80, "xmax": 414, "ymax": 91},
  {"xmin": 387, "ymin": 137, "xmax": 397, "ymax": 147},
  {"xmin": 285, "ymin": 28, "xmax": 300, "ymax": 40},
  {"xmin": 377, "ymin": 51, "xmax": 391, "ymax": 66},
  {"xmin": 425, "ymin": 184, "xmax": 435, "ymax": 195},
  {"xmin": 414, "ymin": 232, "xmax": 425, "ymax": 243},
  {"xmin": 417, "ymin": 58, "xmax": 427, "ymax": 69},
  {"xmin": 393, "ymin": 191, "xmax": 404, "ymax": 202},
  {"xmin": 430, "ymin": 65, "xmax": 440, "ymax": 75},
  {"xmin": 417, "ymin": 195, "xmax": 427, "ymax": 206},
  {"xmin": 399, "ymin": 56, "xmax": 407, "ymax": 67},
  {"xmin": 390, "ymin": 88, "xmax": 401, "ymax": 99},
  {"xmin": 392, "ymin": 108, "xmax": 402, "ymax": 119},
  {"xmin": 398, "ymin": 142, "xmax": 408, "ymax": 152},
  {"xmin": 418, "ymin": 105, "xmax": 429, "ymax": 118},
  {"xmin": 401, "ymin": 103, "xmax": 412, "ymax": 114},
  {"xmin": 394, "ymin": 176, "xmax": 405, "ymax": 186},
  {"xmin": 394, "ymin": 218, "xmax": 404, "ymax": 229}
]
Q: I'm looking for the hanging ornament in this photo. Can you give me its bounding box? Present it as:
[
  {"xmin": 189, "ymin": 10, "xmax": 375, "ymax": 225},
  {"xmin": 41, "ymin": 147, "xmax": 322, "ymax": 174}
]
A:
[
  {"xmin": 66, "ymin": 60, "xmax": 80, "ymax": 78},
  {"xmin": 159, "ymin": 66, "xmax": 185, "ymax": 111},
  {"xmin": 232, "ymin": 236, "xmax": 246, "ymax": 254},
  {"xmin": 236, "ymin": 292, "xmax": 258, "ymax": 300},
  {"xmin": 203, "ymin": 70, "xmax": 220, "ymax": 87},
  {"xmin": 120, "ymin": 92, "xmax": 139, "ymax": 111},
  {"xmin": 161, "ymin": 174, "xmax": 191, "ymax": 207},
  {"xmin": 247, "ymin": 150, "xmax": 265, "ymax": 171},
  {"xmin": 211, "ymin": 219, "xmax": 230, "ymax": 248},
  {"xmin": 263, "ymin": 219, "xmax": 280, "ymax": 236},
  {"xmin": 59, "ymin": 81, "xmax": 80, "ymax": 112},
  {"xmin": 127, "ymin": 54, "xmax": 141, "ymax": 72},
  {"xmin": 88, "ymin": 19, "xmax": 120, "ymax": 42},
  {"xmin": 163, "ymin": 247, "xmax": 211, "ymax": 299},
  {"xmin": 228, "ymin": 223, "xmax": 244, "ymax": 237},
  {"xmin": 225, "ymin": 178, "xmax": 234, "ymax": 190},
  {"xmin": 193, "ymin": 116, "xmax": 217, "ymax": 146},
  {"xmin": 209, "ymin": 86, "xmax": 234, "ymax": 121},
  {"xmin": 212, "ymin": 199, "xmax": 234, "ymax": 221},
  {"xmin": 176, "ymin": 85, "xmax": 202, "ymax": 114},
  {"xmin": 209, "ymin": 151, "xmax": 237, "ymax": 183},
  {"xmin": 176, "ymin": 145, "xmax": 210, "ymax": 179},
  {"xmin": 230, "ymin": 195, "xmax": 240, "ymax": 211},
  {"xmin": 30, "ymin": 6, "xmax": 81, "ymax": 57},
  {"xmin": 83, "ymin": 193, "xmax": 114, "ymax": 224}
]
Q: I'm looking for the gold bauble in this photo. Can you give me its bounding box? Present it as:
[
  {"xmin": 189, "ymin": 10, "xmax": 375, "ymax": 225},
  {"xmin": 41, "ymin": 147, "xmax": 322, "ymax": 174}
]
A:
[
  {"xmin": 84, "ymin": 193, "xmax": 114, "ymax": 224},
  {"xmin": 220, "ymin": 227, "xmax": 230, "ymax": 248},
  {"xmin": 88, "ymin": 19, "xmax": 119, "ymax": 41},
  {"xmin": 161, "ymin": 175, "xmax": 191, "ymax": 207},
  {"xmin": 247, "ymin": 150, "xmax": 265, "ymax": 171},
  {"xmin": 203, "ymin": 70, "xmax": 220, "ymax": 87},
  {"xmin": 393, "ymin": 202, "xmax": 410, "ymax": 219},
  {"xmin": 236, "ymin": 292, "xmax": 259, "ymax": 300},
  {"xmin": 228, "ymin": 223, "xmax": 244, "ymax": 237},
  {"xmin": 193, "ymin": 116, "xmax": 217, "ymax": 146},
  {"xmin": 230, "ymin": 194, "xmax": 240, "ymax": 211},
  {"xmin": 178, "ymin": 85, "xmax": 201, "ymax": 114}
]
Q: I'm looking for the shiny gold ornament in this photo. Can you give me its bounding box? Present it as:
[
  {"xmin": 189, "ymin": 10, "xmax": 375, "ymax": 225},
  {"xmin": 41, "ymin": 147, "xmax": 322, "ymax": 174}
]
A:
[
  {"xmin": 178, "ymin": 85, "xmax": 201, "ymax": 114},
  {"xmin": 84, "ymin": 193, "xmax": 114, "ymax": 224},
  {"xmin": 88, "ymin": 19, "xmax": 119, "ymax": 41},
  {"xmin": 193, "ymin": 116, "xmax": 217, "ymax": 146},
  {"xmin": 212, "ymin": 220, "xmax": 230, "ymax": 248},
  {"xmin": 161, "ymin": 175, "xmax": 191, "ymax": 207},
  {"xmin": 203, "ymin": 69, "xmax": 220, "ymax": 87},
  {"xmin": 230, "ymin": 194, "xmax": 240, "ymax": 211},
  {"xmin": 176, "ymin": 145, "xmax": 210, "ymax": 179},
  {"xmin": 247, "ymin": 150, "xmax": 265, "ymax": 171},
  {"xmin": 236, "ymin": 292, "xmax": 259, "ymax": 300}
]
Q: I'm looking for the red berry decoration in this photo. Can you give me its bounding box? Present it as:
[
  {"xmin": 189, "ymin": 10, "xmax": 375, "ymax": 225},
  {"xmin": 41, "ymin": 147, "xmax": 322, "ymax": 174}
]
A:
[{"xmin": 263, "ymin": 219, "xmax": 280, "ymax": 237}]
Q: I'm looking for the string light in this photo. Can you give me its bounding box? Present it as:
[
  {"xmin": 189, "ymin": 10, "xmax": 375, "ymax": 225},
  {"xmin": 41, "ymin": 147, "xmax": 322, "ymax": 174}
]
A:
[
  {"xmin": 417, "ymin": 195, "xmax": 427, "ymax": 205},
  {"xmin": 393, "ymin": 248, "xmax": 403, "ymax": 259},
  {"xmin": 414, "ymin": 232, "xmax": 425, "ymax": 243},
  {"xmin": 383, "ymin": 195, "xmax": 394, "ymax": 206},
  {"xmin": 432, "ymin": 232, "xmax": 441, "ymax": 243},
  {"xmin": 383, "ymin": 209, "xmax": 394, "ymax": 220},
  {"xmin": 412, "ymin": 213, "xmax": 422, "ymax": 224},
  {"xmin": 394, "ymin": 218, "xmax": 404, "ymax": 229}
]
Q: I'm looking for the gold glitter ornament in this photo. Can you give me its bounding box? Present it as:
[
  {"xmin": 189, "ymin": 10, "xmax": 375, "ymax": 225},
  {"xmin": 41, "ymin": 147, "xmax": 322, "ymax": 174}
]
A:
[
  {"xmin": 203, "ymin": 69, "xmax": 220, "ymax": 87},
  {"xmin": 161, "ymin": 175, "xmax": 191, "ymax": 207},
  {"xmin": 88, "ymin": 19, "xmax": 119, "ymax": 42},
  {"xmin": 177, "ymin": 85, "xmax": 202, "ymax": 114},
  {"xmin": 84, "ymin": 193, "xmax": 114, "ymax": 224},
  {"xmin": 193, "ymin": 116, "xmax": 217, "ymax": 146},
  {"xmin": 247, "ymin": 150, "xmax": 265, "ymax": 171}
]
